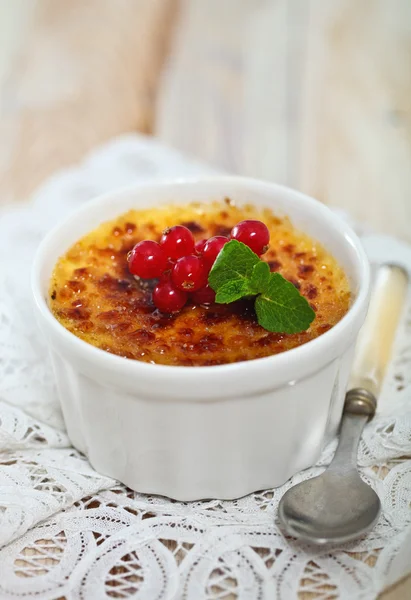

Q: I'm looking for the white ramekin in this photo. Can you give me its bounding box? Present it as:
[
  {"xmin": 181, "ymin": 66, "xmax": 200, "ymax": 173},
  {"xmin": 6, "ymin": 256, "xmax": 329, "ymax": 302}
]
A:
[{"xmin": 32, "ymin": 177, "xmax": 370, "ymax": 500}]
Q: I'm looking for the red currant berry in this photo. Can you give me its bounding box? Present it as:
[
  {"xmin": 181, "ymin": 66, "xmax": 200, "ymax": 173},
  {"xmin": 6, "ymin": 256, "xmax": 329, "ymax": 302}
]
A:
[
  {"xmin": 128, "ymin": 240, "xmax": 167, "ymax": 279},
  {"xmin": 152, "ymin": 280, "xmax": 187, "ymax": 313},
  {"xmin": 191, "ymin": 284, "xmax": 216, "ymax": 305},
  {"xmin": 171, "ymin": 255, "xmax": 208, "ymax": 291},
  {"xmin": 230, "ymin": 220, "xmax": 270, "ymax": 255},
  {"xmin": 202, "ymin": 236, "xmax": 228, "ymax": 269},
  {"xmin": 160, "ymin": 225, "xmax": 195, "ymax": 260},
  {"xmin": 195, "ymin": 238, "xmax": 207, "ymax": 255}
]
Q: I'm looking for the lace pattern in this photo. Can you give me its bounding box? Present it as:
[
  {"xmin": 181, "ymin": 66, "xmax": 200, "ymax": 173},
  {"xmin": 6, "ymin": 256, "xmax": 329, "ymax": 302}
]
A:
[{"xmin": 0, "ymin": 135, "xmax": 410, "ymax": 599}]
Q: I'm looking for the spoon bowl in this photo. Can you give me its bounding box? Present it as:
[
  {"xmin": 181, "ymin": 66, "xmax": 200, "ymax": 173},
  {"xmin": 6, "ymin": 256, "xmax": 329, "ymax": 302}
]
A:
[{"xmin": 278, "ymin": 468, "xmax": 381, "ymax": 544}]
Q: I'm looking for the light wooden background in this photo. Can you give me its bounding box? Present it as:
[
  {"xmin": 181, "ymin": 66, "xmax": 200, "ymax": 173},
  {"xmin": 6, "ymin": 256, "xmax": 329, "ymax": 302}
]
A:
[{"xmin": 0, "ymin": 1, "xmax": 410, "ymax": 598}]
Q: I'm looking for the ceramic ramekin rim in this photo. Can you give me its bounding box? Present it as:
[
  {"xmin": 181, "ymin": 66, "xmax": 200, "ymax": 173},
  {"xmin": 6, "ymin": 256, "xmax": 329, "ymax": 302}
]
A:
[{"xmin": 31, "ymin": 175, "xmax": 371, "ymax": 397}]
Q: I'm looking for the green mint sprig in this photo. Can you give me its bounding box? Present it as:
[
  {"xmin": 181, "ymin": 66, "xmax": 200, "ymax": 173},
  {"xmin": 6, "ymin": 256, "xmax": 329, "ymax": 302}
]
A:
[{"xmin": 208, "ymin": 240, "xmax": 315, "ymax": 334}]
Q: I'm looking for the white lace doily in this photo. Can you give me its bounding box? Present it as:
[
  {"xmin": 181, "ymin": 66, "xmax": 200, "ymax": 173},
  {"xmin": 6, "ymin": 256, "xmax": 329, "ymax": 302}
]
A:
[{"xmin": 0, "ymin": 134, "xmax": 410, "ymax": 600}]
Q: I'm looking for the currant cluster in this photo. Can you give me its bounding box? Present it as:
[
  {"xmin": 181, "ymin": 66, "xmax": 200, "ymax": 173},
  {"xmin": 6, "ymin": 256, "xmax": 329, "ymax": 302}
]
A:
[{"xmin": 127, "ymin": 219, "xmax": 269, "ymax": 313}]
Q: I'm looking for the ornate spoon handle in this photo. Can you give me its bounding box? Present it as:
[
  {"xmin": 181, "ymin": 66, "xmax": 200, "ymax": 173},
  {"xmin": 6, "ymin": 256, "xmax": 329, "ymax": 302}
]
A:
[{"xmin": 349, "ymin": 264, "xmax": 408, "ymax": 398}]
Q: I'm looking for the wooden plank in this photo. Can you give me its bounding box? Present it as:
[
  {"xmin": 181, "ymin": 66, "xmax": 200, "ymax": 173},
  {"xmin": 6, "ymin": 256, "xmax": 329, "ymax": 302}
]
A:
[
  {"xmin": 156, "ymin": 0, "xmax": 411, "ymax": 242},
  {"xmin": 383, "ymin": 577, "xmax": 411, "ymax": 600},
  {"xmin": 0, "ymin": 0, "xmax": 178, "ymax": 203},
  {"xmin": 157, "ymin": 0, "xmax": 251, "ymax": 174},
  {"xmin": 299, "ymin": 0, "xmax": 411, "ymax": 243}
]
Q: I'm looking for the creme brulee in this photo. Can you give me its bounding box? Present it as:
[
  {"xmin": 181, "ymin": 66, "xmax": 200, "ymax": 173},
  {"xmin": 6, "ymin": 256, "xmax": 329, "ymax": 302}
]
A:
[{"xmin": 49, "ymin": 201, "xmax": 350, "ymax": 366}]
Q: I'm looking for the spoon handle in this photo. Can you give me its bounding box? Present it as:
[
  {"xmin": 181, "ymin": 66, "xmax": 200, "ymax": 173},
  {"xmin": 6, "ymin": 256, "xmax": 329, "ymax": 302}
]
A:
[
  {"xmin": 349, "ymin": 264, "xmax": 408, "ymax": 397},
  {"xmin": 333, "ymin": 265, "xmax": 408, "ymax": 470},
  {"xmin": 330, "ymin": 413, "xmax": 369, "ymax": 470}
]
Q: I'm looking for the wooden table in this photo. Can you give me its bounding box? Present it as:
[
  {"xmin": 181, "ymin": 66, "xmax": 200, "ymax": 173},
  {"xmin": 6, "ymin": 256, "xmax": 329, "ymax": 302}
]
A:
[{"xmin": 0, "ymin": 1, "xmax": 410, "ymax": 598}]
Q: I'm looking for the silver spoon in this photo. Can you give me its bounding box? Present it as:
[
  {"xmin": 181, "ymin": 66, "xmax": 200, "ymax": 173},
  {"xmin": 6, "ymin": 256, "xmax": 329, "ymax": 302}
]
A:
[{"xmin": 279, "ymin": 264, "xmax": 408, "ymax": 544}]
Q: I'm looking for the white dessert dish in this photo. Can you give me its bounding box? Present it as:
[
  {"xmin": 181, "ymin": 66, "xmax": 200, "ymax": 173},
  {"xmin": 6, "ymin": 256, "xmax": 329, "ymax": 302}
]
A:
[{"xmin": 32, "ymin": 176, "xmax": 370, "ymax": 500}]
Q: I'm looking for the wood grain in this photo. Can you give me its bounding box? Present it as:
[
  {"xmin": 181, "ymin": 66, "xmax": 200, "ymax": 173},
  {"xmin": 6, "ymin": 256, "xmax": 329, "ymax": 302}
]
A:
[
  {"xmin": 0, "ymin": 0, "xmax": 178, "ymax": 203},
  {"xmin": 156, "ymin": 0, "xmax": 411, "ymax": 242},
  {"xmin": 300, "ymin": 0, "xmax": 411, "ymax": 243}
]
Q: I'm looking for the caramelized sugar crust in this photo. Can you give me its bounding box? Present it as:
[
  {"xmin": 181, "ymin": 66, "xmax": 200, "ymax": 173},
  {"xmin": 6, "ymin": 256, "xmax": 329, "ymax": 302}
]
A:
[{"xmin": 49, "ymin": 200, "xmax": 350, "ymax": 366}]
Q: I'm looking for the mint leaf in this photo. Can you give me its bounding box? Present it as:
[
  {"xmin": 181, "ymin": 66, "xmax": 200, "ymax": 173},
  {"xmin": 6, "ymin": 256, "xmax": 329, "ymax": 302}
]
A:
[
  {"xmin": 208, "ymin": 238, "xmax": 315, "ymax": 334},
  {"xmin": 249, "ymin": 261, "xmax": 270, "ymax": 294},
  {"xmin": 215, "ymin": 280, "xmax": 250, "ymax": 303},
  {"xmin": 208, "ymin": 240, "xmax": 260, "ymax": 302},
  {"xmin": 255, "ymin": 272, "xmax": 315, "ymax": 333}
]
